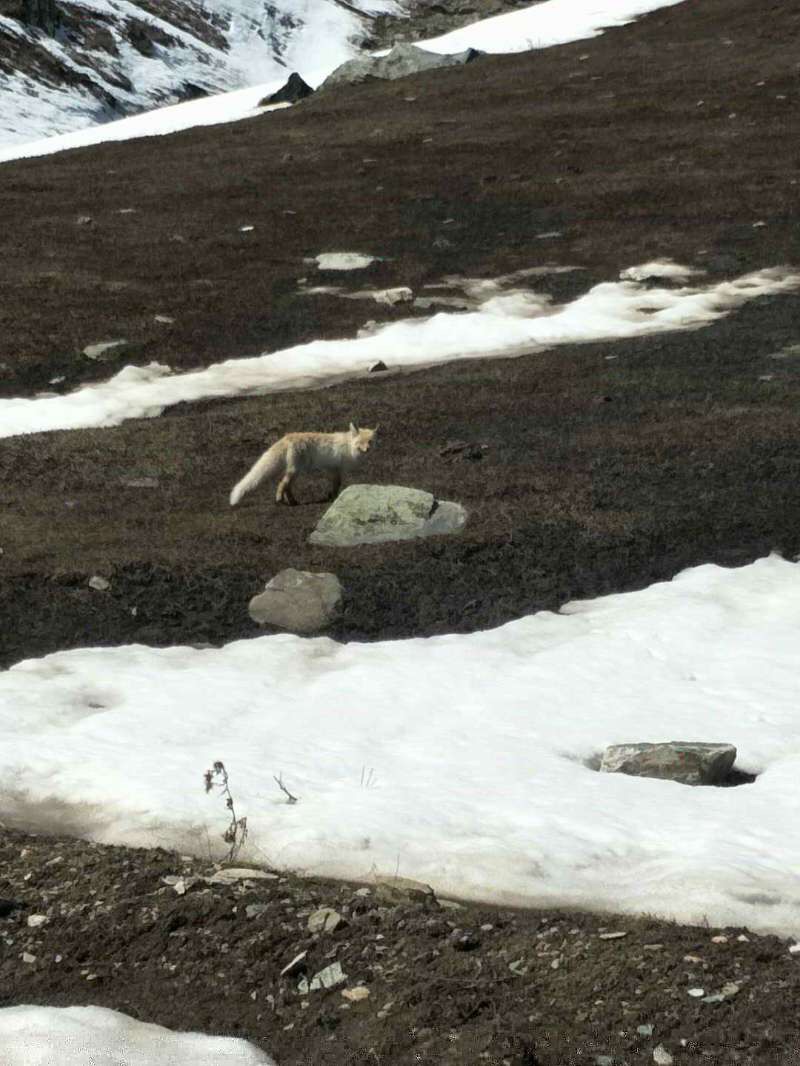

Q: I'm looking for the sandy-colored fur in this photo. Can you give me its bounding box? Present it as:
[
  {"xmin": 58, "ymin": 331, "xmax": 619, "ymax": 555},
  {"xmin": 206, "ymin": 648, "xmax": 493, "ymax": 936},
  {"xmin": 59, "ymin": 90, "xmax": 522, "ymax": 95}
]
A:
[{"xmin": 230, "ymin": 424, "xmax": 377, "ymax": 506}]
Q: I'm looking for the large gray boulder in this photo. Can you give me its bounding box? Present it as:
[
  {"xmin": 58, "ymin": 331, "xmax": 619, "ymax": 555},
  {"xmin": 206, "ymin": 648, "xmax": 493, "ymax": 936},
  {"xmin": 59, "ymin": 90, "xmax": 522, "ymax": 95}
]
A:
[
  {"xmin": 600, "ymin": 742, "xmax": 737, "ymax": 786},
  {"xmin": 248, "ymin": 569, "xmax": 342, "ymax": 634},
  {"xmin": 308, "ymin": 485, "xmax": 466, "ymax": 547},
  {"xmin": 319, "ymin": 42, "xmax": 482, "ymax": 92}
]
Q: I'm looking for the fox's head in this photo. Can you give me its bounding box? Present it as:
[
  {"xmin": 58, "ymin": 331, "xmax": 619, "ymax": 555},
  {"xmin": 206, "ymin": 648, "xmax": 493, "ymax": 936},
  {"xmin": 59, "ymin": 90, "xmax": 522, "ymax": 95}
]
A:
[{"xmin": 349, "ymin": 423, "xmax": 378, "ymax": 455}]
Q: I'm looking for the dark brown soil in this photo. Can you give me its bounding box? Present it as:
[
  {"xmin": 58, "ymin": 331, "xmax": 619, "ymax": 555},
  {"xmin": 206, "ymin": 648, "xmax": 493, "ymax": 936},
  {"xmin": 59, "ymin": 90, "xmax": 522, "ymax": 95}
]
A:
[
  {"xmin": 2, "ymin": 0, "xmax": 800, "ymax": 1061},
  {"xmin": 1, "ymin": 828, "xmax": 799, "ymax": 1066}
]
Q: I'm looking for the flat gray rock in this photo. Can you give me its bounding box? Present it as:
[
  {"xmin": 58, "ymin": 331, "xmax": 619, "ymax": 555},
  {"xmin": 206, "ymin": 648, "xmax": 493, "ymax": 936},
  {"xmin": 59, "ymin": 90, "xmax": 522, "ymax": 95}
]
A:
[
  {"xmin": 82, "ymin": 339, "xmax": 129, "ymax": 361},
  {"xmin": 308, "ymin": 484, "xmax": 466, "ymax": 546},
  {"xmin": 249, "ymin": 569, "xmax": 342, "ymax": 633},
  {"xmin": 600, "ymin": 741, "xmax": 737, "ymax": 786},
  {"xmin": 319, "ymin": 42, "xmax": 481, "ymax": 91}
]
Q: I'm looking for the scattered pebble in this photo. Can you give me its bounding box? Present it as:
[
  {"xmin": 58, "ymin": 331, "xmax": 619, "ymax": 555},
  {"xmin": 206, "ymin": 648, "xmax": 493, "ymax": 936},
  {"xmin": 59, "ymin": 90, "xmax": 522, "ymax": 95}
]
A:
[
  {"xmin": 598, "ymin": 931, "xmax": 628, "ymax": 940},
  {"xmin": 637, "ymin": 1024, "xmax": 654, "ymax": 1037},
  {"xmin": 26, "ymin": 915, "xmax": 48, "ymax": 928},
  {"xmin": 653, "ymin": 1045, "xmax": 674, "ymax": 1065},
  {"xmin": 341, "ymin": 985, "xmax": 370, "ymax": 1002},
  {"xmin": 309, "ymin": 961, "xmax": 346, "ymax": 991},
  {"xmin": 280, "ymin": 951, "xmax": 307, "ymax": 978},
  {"xmin": 83, "ymin": 339, "xmax": 128, "ymax": 362},
  {"xmin": 307, "ymin": 907, "xmax": 344, "ymax": 934},
  {"xmin": 206, "ymin": 867, "xmax": 277, "ymax": 885},
  {"xmin": 88, "ymin": 576, "xmax": 110, "ymax": 592},
  {"xmin": 687, "ymin": 987, "xmax": 705, "ymax": 997}
]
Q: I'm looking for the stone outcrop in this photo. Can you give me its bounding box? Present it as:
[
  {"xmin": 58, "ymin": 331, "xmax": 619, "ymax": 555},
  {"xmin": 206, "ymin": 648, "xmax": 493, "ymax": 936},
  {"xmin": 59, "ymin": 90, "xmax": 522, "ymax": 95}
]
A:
[{"xmin": 319, "ymin": 42, "xmax": 482, "ymax": 92}]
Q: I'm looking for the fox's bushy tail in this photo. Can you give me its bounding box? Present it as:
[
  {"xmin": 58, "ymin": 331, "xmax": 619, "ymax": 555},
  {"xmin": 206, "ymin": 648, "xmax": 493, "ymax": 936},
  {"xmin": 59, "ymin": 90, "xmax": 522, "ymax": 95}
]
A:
[{"xmin": 230, "ymin": 443, "xmax": 282, "ymax": 506}]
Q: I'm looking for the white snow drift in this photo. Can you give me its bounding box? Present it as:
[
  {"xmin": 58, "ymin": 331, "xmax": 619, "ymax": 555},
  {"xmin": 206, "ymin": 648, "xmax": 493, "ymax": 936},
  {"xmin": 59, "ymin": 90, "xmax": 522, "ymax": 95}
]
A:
[
  {"xmin": 0, "ymin": 1004, "xmax": 274, "ymax": 1066},
  {"xmin": 1, "ymin": 264, "xmax": 797, "ymax": 439},
  {"xmin": 0, "ymin": 0, "xmax": 689, "ymax": 162},
  {"xmin": 2, "ymin": 555, "xmax": 800, "ymax": 938},
  {"xmin": 419, "ymin": 0, "xmax": 687, "ymax": 55}
]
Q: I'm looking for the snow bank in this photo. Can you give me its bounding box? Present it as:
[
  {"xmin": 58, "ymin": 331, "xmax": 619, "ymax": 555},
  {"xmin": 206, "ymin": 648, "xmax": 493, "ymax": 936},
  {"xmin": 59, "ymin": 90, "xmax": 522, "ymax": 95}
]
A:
[
  {"xmin": 2, "ymin": 555, "xmax": 800, "ymax": 937},
  {"xmin": 1, "ymin": 264, "xmax": 797, "ymax": 439},
  {"xmin": 418, "ymin": 0, "xmax": 687, "ymax": 55}
]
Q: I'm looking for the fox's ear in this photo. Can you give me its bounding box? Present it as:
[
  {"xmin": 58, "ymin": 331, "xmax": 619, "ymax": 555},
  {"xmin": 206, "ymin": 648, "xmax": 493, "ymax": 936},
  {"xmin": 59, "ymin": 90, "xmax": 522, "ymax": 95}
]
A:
[{"xmin": 349, "ymin": 422, "xmax": 358, "ymax": 435}]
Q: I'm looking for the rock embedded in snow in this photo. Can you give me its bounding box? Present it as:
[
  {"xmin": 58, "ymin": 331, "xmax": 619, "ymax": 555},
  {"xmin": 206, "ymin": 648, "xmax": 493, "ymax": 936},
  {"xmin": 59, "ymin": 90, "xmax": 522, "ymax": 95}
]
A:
[
  {"xmin": 373, "ymin": 286, "xmax": 413, "ymax": 306},
  {"xmin": 308, "ymin": 485, "xmax": 467, "ymax": 547},
  {"xmin": 599, "ymin": 741, "xmax": 737, "ymax": 786},
  {"xmin": 319, "ymin": 42, "xmax": 482, "ymax": 91},
  {"xmin": 248, "ymin": 569, "xmax": 343, "ymax": 634}
]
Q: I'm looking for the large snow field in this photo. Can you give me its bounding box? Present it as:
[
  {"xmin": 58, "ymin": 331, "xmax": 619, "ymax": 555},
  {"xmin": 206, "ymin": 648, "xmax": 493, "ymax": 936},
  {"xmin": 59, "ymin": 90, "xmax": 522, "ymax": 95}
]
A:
[
  {"xmin": 2, "ymin": 554, "xmax": 800, "ymax": 939},
  {"xmin": 0, "ymin": 0, "xmax": 398, "ymax": 150},
  {"xmin": 2, "ymin": 262, "xmax": 798, "ymax": 439},
  {"xmin": 0, "ymin": 0, "xmax": 688, "ymax": 162},
  {"xmin": 0, "ymin": 1004, "xmax": 275, "ymax": 1065}
]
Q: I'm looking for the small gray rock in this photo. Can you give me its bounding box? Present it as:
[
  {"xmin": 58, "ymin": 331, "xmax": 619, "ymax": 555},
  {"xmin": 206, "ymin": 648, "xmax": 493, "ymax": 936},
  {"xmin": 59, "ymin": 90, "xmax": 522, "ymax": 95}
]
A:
[
  {"xmin": 374, "ymin": 876, "xmax": 436, "ymax": 905},
  {"xmin": 308, "ymin": 485, "xmax": 466, "ymax": 547},
  {"xmin": 307, "ymin": 907, "xmax": 344, "ymax": 934},
  {"xmin": 309, "ymin": 961, "xmax": 347, "ymax": 990},
  {"xmin": 88, "ymin": 575, "xmax": 110, "ymax": 591},
  {"xmin": 248, "ymin": 569, "xmax": 343, "ymax": 634},
  {"xmin": 83, "ymin": 339, "xmax": 130, "ymax": 361},
  {"xmin": 245, "ymin": 904, "xmax": 269, "ymax": 920},
  {"xmin": 206, "ymin": 867, "xmax": 277, "ymax": 885},
  {"xmin": 599, "ymin": 742, "xmax": 737, "ymax": 786}
]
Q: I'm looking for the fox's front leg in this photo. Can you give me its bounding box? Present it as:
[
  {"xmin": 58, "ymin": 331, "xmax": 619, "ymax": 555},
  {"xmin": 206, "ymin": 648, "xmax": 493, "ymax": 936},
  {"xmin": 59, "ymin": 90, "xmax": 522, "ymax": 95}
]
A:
[
  {"xmin": 326, "ymin": 470, "xmax": 342, "ymax": 501},
  {"xmin": 276, "ymin": 471, "xmax": 297, "ymax": 505}
]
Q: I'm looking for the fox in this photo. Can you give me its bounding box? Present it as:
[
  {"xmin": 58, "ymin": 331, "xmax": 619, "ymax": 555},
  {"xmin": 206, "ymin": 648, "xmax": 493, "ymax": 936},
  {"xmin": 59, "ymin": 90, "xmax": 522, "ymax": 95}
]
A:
[{"xmin": 230, "ymin": 423, "xmax": 378, "ymax": 507}]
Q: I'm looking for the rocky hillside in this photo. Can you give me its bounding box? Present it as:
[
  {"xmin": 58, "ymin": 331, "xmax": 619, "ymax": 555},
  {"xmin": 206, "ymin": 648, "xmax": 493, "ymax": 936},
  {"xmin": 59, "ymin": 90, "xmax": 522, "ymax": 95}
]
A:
[
  {"xmin": 0, "ymin": 0, "xmax": 399, "ymax": 145},
  {"xmin": 0, "ymin": 0, "xmax": 530, "ymax": 146}
]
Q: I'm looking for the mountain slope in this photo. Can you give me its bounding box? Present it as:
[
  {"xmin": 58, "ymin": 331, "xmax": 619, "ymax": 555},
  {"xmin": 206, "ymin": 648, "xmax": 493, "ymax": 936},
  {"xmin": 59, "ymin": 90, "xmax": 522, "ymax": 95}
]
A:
[{"xmin": 0, "ymin": 0, "xmax": 399, "ymax": 144}]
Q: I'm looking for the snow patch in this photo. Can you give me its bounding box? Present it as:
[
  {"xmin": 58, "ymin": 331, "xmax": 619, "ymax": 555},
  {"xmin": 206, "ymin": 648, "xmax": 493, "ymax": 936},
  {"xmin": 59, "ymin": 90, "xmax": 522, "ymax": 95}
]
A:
[
  {"xmin": 0, "ymin": 1004, "xmax": 275, "ymax": 1065},
  {"xmin": 1, "ymin": 265, "xmax": 798, "ymax": 440},
  {"xmin": 315, "ymin": 252, "xmax": 378, "ymax": 271},
  {"xmin": 2, "ymin": 556, "xmax": 800, "ymax": 936}
]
